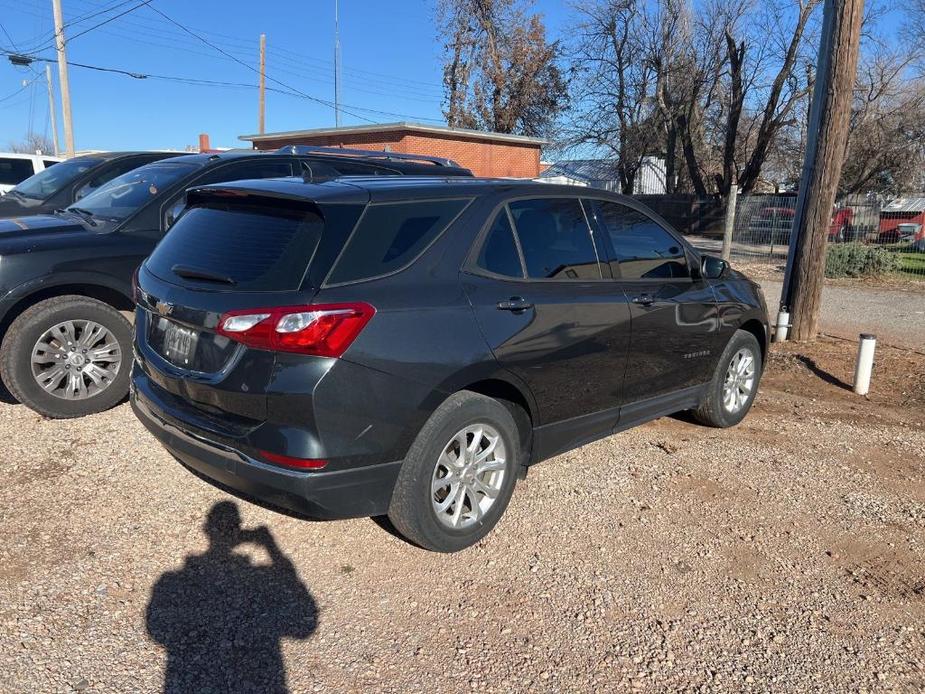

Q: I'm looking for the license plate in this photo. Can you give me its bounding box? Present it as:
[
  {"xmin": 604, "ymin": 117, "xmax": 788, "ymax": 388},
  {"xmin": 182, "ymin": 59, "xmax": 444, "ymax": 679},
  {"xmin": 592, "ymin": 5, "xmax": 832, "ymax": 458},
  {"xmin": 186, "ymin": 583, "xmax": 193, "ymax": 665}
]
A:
[{"xmin": 163, "ymin": 322, "xmax": 198, "ymax": 366}]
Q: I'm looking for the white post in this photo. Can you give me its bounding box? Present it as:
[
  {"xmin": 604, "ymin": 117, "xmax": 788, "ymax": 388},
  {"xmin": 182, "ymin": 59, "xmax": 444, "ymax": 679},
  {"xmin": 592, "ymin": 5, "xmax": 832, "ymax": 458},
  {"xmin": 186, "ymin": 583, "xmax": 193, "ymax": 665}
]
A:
[
  {"xmin": 853, "ymin": 333, "xmax": 876, "ymax": 396},
  {"xmin": 774, "ymin": 308, "xmax": 790, "ymax": 342}
]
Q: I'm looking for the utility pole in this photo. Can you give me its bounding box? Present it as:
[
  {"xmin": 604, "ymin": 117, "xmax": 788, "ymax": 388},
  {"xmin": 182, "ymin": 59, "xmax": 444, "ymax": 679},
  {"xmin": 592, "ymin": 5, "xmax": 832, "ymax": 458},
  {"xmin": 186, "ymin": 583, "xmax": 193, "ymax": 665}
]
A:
[
  {"xmin": 780, "ymin": 0, "xmax": 864, "ymax": 341},
  {"xmin": 51, "ymin": 0, "xmax": 75, "ymax": 157},
  {"xmin": 258, "ymin": 33, "xmax": 266, "ymax": 135},
  {"xmin": 45, "ymin": 64, "xmax": 60, "ymax": 157},
  {"xmin": 334, "ymin": 0, "xmax": 342, "ymax": 127}
]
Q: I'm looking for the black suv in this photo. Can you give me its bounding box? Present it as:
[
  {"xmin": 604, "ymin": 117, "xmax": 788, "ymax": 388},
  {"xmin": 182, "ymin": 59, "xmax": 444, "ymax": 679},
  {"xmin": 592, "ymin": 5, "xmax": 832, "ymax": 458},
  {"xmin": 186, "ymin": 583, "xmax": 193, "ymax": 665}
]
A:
[
  {"xmin": 0, "ymin": 151, "xmax": 183, "ymax": 219},
  {"xmin": 0, "ymin": 149, "xmax": 471, "ymax": 418},
  {"xmin": 131, "ymin": 177, "xmax": 769, "ymax": 552}
]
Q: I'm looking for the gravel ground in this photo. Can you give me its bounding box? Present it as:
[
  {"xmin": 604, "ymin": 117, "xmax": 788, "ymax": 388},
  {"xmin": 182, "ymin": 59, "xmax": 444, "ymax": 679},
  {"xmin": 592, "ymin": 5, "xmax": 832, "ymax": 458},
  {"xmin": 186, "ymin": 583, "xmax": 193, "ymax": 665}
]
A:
[
  {"xmin": 1, "ymin": 337, "xmax": 924, "ymax": 693},
  {"xmin": 759, "ymin": 280, "xmax": 925, "ymax": 352}
]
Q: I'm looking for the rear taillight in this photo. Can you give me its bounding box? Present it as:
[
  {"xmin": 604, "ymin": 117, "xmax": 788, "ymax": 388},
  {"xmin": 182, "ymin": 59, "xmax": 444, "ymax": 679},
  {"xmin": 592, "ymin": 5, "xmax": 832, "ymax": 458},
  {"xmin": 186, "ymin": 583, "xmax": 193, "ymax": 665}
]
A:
[{"xmin": 216, "ymin": 302, "xmax": 375, "ymax": 357}]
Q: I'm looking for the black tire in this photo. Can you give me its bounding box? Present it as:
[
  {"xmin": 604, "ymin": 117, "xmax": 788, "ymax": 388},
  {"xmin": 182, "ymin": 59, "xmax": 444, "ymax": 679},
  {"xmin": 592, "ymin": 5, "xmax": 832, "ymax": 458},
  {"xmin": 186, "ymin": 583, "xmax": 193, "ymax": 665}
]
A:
[
  {"xmin": 388, "ymin": 390, "xmax": 521, "ymax": 552},
  {"xmin": 692, "ymin": 329, "xmax": 763, "ymax": 428},
  {"xmin": 0, "ymin": 295, "xmax": 132, "ymax": 418}
]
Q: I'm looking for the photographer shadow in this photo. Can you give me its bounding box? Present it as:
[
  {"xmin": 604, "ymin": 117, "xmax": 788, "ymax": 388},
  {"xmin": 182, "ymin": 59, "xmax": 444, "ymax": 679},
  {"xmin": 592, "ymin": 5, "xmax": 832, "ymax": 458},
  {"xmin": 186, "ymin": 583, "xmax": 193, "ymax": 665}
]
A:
[{"xmin": 146, "ymin": 501, "xmax": 317, "ymax": 694}]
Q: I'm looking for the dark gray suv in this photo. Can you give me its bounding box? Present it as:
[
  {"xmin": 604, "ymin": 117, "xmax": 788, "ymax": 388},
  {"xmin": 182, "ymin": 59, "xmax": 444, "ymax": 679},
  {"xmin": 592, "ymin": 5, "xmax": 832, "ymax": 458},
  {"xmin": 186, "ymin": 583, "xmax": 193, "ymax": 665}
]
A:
[{"xmin": 131, "ymin": 176, "xmax": 768, "ymax": 552}]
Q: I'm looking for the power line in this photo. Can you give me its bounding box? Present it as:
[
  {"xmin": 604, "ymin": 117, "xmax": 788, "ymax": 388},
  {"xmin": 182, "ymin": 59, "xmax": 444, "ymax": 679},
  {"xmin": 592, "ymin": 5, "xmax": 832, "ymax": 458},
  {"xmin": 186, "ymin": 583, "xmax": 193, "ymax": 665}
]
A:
[
  {"xmin": 0, "ymin": 49, "xmax": 445, "ymax": 122},
  {"xmin": 143, "ymin": 4, "xmax": 377, "ymax": 124},
  {"xmin": 26, "ymin": 0, "xmax": 152, "ymax": 54}
]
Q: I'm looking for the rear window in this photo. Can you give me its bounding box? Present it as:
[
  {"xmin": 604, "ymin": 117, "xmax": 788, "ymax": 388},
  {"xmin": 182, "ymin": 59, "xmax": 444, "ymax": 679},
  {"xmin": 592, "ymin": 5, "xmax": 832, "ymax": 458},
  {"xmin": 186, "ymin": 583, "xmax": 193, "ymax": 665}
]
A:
[
  {"xmin": 0, "ymin": 157, "xmax": 36, "ymax": 185},
  {"xmin": 326, "ymin": 199, "xmax": 469, "ymax": 284},
  {"xmin": 146, "ymin": 202, "xmax": 323, "ymax": 291}
]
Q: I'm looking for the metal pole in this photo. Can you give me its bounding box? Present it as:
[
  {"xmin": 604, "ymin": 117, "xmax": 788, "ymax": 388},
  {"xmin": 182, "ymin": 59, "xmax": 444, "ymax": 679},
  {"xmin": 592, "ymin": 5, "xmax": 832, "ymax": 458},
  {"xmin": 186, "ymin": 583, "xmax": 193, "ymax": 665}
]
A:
[
  {"xmin": 51, "ymin": 0, "xmax": 75, "ymax": 157},
  {"xmin": 721, "ymin": 183, "xmax": 738, "ymax": 261},
  {"xmin": 258, "ymin": 33, "xmax": 266, "ymax": 135},
  {"xmin": 45, "ymin": 64, "xmax": 60, "ymax": 157},
  {"xmin": 334, "ymin": 0, "xmax": 342, "ymax": 127}
]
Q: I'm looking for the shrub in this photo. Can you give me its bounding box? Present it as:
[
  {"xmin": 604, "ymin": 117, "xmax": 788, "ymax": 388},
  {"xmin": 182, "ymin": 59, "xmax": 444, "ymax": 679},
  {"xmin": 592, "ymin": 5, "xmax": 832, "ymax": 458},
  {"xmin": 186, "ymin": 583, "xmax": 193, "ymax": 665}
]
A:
[{"xmin": 825, "ymin": 243, "xmax": 902, "ymax": 278}]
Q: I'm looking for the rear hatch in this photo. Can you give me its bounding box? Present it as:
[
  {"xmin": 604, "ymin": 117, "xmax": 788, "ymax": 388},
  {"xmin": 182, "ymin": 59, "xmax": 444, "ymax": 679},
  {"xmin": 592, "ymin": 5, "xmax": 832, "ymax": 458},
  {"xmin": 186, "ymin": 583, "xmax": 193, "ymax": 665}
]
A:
[{"xmin": 135, "ymin": 186, "xmax": 365, "ymax": 429}]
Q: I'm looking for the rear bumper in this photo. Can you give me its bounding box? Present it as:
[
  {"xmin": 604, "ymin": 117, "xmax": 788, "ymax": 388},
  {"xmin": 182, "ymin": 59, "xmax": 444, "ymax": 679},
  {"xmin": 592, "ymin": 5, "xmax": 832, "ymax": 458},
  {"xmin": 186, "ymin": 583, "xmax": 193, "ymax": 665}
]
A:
[{"xmin": 131, "ymin": 381, "xmax": 402, "ymax": 520}]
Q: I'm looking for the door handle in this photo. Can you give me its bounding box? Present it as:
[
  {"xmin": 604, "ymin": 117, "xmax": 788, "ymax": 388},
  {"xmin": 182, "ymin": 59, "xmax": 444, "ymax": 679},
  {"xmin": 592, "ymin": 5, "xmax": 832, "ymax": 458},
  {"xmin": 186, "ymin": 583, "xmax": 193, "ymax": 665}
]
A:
[
  {"xmin": 632, "ymin": 293, "xmax": 655, "ymax": 306},
  {"xmin": 497, "ymin": 296, "xmax": 533, "ymax": 312}
]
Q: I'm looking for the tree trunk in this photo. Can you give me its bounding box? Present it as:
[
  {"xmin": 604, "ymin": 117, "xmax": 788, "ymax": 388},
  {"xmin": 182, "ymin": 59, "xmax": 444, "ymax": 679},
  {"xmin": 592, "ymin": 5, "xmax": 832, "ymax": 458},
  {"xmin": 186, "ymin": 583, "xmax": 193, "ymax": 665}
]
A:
[{"xmin": 788, "ymin": 0, "xmax": 865, "ymax": 342}]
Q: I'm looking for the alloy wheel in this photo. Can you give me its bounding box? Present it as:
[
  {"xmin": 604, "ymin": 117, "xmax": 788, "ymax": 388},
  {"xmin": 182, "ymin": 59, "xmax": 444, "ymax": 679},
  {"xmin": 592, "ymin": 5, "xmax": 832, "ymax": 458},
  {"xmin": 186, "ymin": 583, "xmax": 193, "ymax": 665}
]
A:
[
  {"xmin": 30, "ymin": 319, "xmax": 122, "ymax": 400},
  {"xmin": 722, "ymin": 347, "xmax": 756, "ymax": 413},
  {"xmin": 431, "ymin": 424, "xmax": 507, "ymax": 529}
]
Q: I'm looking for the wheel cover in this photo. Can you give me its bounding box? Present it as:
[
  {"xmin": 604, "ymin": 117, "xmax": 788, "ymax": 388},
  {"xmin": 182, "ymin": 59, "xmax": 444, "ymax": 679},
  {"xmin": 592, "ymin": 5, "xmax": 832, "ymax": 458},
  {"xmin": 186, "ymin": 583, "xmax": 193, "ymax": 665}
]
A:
[
  {"xmin": 722, "ymin": 347, "xmax": 756, "ymax": 414},
  {"xmin": 30, "ymin": 319, "xmax": 122, "ymax": 401},
  {"xmin": 431, "ymin": 424, "xmax": 507, "ymax": 530}
]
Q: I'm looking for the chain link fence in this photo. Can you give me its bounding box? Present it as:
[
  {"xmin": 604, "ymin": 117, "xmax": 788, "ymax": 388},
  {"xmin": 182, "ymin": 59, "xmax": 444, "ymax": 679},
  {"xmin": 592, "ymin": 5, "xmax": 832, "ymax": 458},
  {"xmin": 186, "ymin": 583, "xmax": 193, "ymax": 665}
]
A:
[{"xmin": 637, "ymin": 193, "xmax": 925, "ymax": 281}]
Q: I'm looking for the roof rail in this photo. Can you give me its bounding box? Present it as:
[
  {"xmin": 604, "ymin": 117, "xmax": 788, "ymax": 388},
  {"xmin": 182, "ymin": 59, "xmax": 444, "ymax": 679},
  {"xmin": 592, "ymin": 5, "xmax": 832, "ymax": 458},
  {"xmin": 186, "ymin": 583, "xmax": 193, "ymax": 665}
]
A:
[{"xmin": 275, "ymin": 144, "xmax": 460, "ymax": 168}]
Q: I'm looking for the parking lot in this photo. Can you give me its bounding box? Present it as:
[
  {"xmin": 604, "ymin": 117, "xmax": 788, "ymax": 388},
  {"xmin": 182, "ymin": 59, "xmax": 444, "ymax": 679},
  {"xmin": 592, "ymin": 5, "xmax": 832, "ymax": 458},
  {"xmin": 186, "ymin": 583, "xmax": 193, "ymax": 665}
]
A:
[{"xmin": 1, "ymin": 333, "xmax": 923, "ymax": 692}]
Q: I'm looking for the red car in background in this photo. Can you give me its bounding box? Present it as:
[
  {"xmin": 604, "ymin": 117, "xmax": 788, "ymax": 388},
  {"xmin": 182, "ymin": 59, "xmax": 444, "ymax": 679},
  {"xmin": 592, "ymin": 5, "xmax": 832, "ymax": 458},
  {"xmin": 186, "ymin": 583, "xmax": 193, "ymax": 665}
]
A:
[{"xmin": 747, "ymin": 204, "xmax": 855, "ymax": 244}]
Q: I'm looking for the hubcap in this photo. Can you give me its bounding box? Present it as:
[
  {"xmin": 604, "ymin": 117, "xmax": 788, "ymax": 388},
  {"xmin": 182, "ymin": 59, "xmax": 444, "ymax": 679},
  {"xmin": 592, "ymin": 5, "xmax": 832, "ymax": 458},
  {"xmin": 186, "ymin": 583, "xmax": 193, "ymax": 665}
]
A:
[
  {"xmin": 431, "ymin": 424, "xmax": 507, "ymax": 530},
  {"xmin": 722, "ymin": 347, "xmax": 756, "ymax": 413},
  {"xmin": 30, "ymin": 320, "xmax": 122, "ymax": 401}
]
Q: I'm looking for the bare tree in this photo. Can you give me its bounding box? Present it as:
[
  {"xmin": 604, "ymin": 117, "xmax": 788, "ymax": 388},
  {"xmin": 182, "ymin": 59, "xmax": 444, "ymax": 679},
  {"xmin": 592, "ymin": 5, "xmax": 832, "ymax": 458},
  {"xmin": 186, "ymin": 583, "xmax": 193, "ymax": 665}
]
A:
[
  {"xmin": 840, "ymin": 50, "xmax": 925, "ymax": 194},
  {"xmin": 563, "ymin": 0, "xmax": 661, "ymax": 193},
  {"xmin": 8, "ymin": 133, "xmax": 55, "ymax": 155},
  {"xmin": 438, "ymin": 0, "xmax": 568, "ymax": 137}
]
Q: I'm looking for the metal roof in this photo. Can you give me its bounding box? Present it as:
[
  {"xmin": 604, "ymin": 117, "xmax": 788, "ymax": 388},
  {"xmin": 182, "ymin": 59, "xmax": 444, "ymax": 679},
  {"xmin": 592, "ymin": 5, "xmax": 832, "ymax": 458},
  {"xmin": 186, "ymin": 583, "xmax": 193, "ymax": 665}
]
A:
[
  {"xmin": 882, "ymin": 195, "xmax": 925, "ymax": 212},
  {"xmin": 539, "ymin": 159, "xmax": 623, "ymax": 182},
  {"xmin": 239, "ymin": 121, "xmax": 547, "ymax": 146}
]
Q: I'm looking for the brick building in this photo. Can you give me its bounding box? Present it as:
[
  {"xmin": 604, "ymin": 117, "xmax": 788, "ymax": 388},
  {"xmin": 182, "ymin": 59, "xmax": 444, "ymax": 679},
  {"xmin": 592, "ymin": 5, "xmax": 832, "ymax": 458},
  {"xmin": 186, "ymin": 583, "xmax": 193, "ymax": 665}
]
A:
[{"xmin": 238, "ymin": 122, "xmax": 545, "ymax": 178}]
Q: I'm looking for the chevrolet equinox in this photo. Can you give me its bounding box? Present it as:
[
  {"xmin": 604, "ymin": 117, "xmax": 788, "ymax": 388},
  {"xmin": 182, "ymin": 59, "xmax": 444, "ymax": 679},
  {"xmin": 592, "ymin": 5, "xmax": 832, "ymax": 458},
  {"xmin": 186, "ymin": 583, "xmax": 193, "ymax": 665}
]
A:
[{"xmin": 131, "ymin": 177, "xmax": 769, "ymax": 552}]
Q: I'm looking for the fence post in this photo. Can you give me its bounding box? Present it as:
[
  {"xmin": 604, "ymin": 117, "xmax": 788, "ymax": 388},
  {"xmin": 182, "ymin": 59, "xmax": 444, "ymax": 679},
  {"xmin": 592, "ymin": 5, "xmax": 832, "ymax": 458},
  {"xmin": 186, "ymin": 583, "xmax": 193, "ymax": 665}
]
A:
[{"xmin": 721, "ymin": 184, "xmax": 738, "ymax": 261}]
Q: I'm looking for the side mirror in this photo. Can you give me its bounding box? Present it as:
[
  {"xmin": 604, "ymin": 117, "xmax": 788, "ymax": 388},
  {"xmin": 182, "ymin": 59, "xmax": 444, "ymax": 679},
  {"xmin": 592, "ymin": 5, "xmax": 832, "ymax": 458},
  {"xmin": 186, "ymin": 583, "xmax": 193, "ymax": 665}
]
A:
[{"xmin": 701, "ymin": 255, "xmax": 728, "ymax": 280}]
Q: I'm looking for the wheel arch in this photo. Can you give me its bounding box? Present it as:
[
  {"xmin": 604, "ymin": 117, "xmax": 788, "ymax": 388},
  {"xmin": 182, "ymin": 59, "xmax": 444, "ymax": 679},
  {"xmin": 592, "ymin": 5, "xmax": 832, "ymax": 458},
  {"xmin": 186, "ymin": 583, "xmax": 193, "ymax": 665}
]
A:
[
  {"xmin": 0, "ymin": 282, "xmax": 133, "ymax": 345},
  {"xmin": 738, "ymin": 318, "xmax": 768, "ymax": 364}
]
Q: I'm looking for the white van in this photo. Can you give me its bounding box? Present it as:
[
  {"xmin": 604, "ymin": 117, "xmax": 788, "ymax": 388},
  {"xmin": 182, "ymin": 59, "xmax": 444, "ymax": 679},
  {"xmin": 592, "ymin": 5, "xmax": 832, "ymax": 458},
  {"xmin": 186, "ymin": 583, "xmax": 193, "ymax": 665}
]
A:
[{"xmin": 0, "ymin": 153, "xmax": 62, "ymax": 194}]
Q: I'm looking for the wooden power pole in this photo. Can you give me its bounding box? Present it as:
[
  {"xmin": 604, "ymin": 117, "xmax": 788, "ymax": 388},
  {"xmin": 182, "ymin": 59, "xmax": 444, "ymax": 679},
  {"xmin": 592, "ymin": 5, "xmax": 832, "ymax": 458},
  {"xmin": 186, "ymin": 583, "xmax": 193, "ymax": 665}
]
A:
[
  {"xmin": 51, "ymin": 0, "xmax": 75, "ymax": 157},
  {"xmin": 781, "ymin": 0, "xmax": 864, "ymax": 341},
  {"xmin": 258, "ymin": 33, "xmax": 266, "ymax": 135},
  {"xmin": 45, "ymin": 64, "xmax": 60, "ymax": 157}
]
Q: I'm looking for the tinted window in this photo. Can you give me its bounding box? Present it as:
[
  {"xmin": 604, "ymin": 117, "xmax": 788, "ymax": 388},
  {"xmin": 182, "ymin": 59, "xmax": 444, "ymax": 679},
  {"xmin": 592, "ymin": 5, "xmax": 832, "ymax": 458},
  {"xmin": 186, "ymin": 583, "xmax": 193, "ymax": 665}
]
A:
[
  {"xmin": 74, "ymin": 160, "xmax": 199, "ymax": 221},
  {"xmin": 508, "ymin": 198, "xmax": 601, "ymax": 280},
  {"xmin": 11, "ymin": 156, "xmax": 102, "ymax": 200},
  {"xmin": 146, "ymin": 203, "xmax": 323, "ymax": 291},
  {"xmin": 327, "ymin": 199, "xmax": 468, "ymax": 284},
  {"xmin": 43, "ymin": 159, "xmax": 58, "ymax": 168},
  {"xmin": 200, "ymin": 160, "xmax": 293, "ymax": 184},
  {"xmin": 476, "ymin": 211, "xmax": 523, "ymax": 277},
  {"xmin": 74, "ymin": 159, "xmax": 149, "ymax": 200},
  {"xmin": 0, "ymin": 158, "xmax": 36, "ymax": 185},
  {"xmin": 593, "ymin": 201, "xmax": 688, "ymax": 279}
]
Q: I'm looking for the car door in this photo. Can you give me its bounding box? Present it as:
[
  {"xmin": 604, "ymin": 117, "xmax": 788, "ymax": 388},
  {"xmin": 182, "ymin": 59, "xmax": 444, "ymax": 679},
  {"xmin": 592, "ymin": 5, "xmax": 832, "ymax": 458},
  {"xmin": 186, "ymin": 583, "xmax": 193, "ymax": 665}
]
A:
[
  {"xmin": 585, "ymin": 198, "xmax": 720, "ymax": 405},
  {"xmin": 462, "ymin": 196, "xmax": 633, "ymax": 447}
]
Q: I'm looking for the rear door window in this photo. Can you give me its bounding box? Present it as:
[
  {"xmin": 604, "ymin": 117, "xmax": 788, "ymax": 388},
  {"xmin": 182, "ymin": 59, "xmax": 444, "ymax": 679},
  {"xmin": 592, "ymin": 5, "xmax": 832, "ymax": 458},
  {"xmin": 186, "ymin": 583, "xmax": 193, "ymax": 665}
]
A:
[
  {"xmin": 475, "ymin": 210, "xmax": 524, "ymax": 278},
  {"xmin": 146, "ymin": 202, "xmax": 323, "ymax": 291},
  {"xmin": 508, "ymin": 198, "xmax": 602, "ymax": 280},
  {"xmin": 326, "ymin": 199, "xmax": 469, "ymax": 284},
  {"xmin": 590, "ymin": 200, "xmax": 689, "ymax": 280},
  {"xmin": 0, "ymin": 157, "xmax": 36, "ymax": 185}
]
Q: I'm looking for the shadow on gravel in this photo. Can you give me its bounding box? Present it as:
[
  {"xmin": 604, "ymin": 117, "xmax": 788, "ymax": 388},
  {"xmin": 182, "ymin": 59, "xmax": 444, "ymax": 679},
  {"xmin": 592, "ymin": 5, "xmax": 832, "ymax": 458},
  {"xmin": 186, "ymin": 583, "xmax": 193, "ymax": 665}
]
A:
[
  {"xmin": 146, "ymin": 501, "xmax": 317, "ymax": 694},
  {"xmin": 796, "ymin": 355, "xmax": 852, "ymax": 391}
]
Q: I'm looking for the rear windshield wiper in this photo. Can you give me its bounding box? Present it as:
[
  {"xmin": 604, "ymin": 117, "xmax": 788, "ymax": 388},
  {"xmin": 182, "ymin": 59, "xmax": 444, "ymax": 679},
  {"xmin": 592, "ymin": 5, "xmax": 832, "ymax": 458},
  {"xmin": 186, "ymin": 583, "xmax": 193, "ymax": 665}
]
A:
[{"xmin": 171, "ymin": 264, "xmax": 236, "ymax": 285}]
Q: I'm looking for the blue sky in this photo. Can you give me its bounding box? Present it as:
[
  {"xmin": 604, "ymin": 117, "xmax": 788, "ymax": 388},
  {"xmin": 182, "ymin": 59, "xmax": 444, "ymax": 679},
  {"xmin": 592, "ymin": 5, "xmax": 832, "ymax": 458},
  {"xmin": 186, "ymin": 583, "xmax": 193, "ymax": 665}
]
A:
[{"xmin": 0, "ymin": 0, "xmax": 572, "ymax": 153}]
